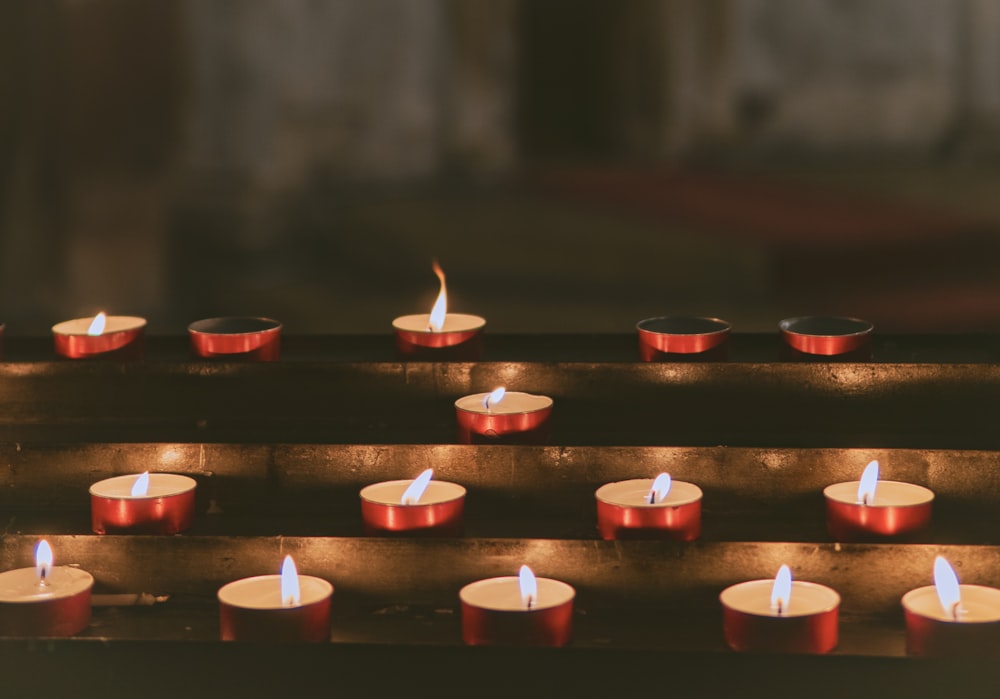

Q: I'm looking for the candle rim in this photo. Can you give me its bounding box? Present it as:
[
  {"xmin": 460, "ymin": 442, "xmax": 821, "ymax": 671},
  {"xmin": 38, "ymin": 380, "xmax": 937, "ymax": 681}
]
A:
[
  {"xmin": 392, "ymin": 312, "xmax": 486, "ymax": 334},
  {"xmin": 902, "ymin": 584, "xmax": 1000, "ymax": 624},
  {"xmin": 455, "ymin": 391, "xmax": 553, "ymax": 415},
  {"xmin": 0, "ymin": 566, "xmax": 94, "ymax": 603},
  {"xmin": 360, "ymin": 479, "xmax": 466, "ymax": 506},
  {"xmin": 217, "ymin": 573, "xmax": 333, "ymax": 610},
  {"xmin": 779, "ymin": 315, "xmax": 874, "ymax": 339},
  {"xmin": 52, "ymin": 315, "xmax": 147, "ymax": 336},
  {"xmin": 635, "ymin": 315, "xmax": 731, "ymax": 337},
  {"xmin": 89, "ymin": 473, "xmax": 197, "ymax": 499},
  {"xmin": 187, "ymin": 316, "xmax": 282, "ymax": 337},
  {"xmin": 459, "ymin": 575, "xmax": 575, "ymax": 612},
  {"xmin": 719, "ymin": 578, "xmax": 840, "ymax": 618},
  {"xmin": 595, "ymin": 478, "xmax": 703, "ymax": 508},
  {"xmin": 823, "ymin": 479, "xmax": 934, "ymax": 507}
]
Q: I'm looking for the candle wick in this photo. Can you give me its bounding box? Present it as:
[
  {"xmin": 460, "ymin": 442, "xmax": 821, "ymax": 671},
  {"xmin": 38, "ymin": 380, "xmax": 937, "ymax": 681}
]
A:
[
  {"xmin": 777, "ymin": 599, "xmax": 784, "ymax": 616},
  {"xmin": 952, "ymin": 601, "xmax": 961, "ymax": 622},
  {"xmin": 862, "ymin": 493, "xmax": 869, "ymax": 506},
  {"xmin": 648, "ymin": 491, "xmax": 655, "ymax": 505}
]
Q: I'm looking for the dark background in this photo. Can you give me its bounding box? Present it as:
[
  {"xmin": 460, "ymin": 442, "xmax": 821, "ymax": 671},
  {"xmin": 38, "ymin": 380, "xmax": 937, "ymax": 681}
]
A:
[{"xmin": 3, "ymin": 0, "xmax": 1000, "ymax": 335}]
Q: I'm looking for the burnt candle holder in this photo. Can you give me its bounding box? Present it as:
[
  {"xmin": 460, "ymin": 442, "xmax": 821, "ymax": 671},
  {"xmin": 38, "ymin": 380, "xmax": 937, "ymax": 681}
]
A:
[
  {"xmin": 636, "ymin": 316, "xmax": 731, "ymax": 361},
  {"xmin": 779, "ymin": 316, "xmax": 874, "ymax": 359},
  {"xmin": 188, "ymin": 317, "xmax": 282, "ymax": 361}
]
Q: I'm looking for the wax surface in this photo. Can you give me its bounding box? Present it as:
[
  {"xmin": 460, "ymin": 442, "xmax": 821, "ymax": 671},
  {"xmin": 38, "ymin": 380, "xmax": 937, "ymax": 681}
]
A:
[
  {"xmin": 392, "ymin": 313, "xmax": 485, "ymax": 333},
  {"xmin": 720, "ymin": 579, "xmax": 840, "ymax": 617},
  {"xmin": 903, "ymin": 585, "xmax": 1000, "ymax": 622},
  {"xmin": 0, "ymin": 567, "xmax": 94, "ymax": 602},
  {"xmin": 218, "ymin": 575, "xmax": 333, "ymax": 610},
  {"xmin": 360, "ymin": 480, "xmax": 466, "ymax": 506},
  {"xmin": 90, "ymin": 473, "xmax": 197, "ymax": 499},
  {"xmin": 455, "ymin": 391, "xmax": 553, "ymax": 415},
  {"xmin": 824, "ymin": 480, "xmax": 934, "ymax": 507},
  {"xmin": 460, "ymin": 576, "xmax": 575, "ymax": 612},
  {"xmin": 52, "ymin": 316, "xmax": 146, "ymax": 336},
  {"xmin": 596, "ymin": 479, "xmax": 702, "ymax": 508}
]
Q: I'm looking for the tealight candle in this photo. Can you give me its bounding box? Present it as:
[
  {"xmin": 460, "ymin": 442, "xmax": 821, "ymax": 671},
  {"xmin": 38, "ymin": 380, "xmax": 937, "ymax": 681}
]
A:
[
  {"xmin": 824, "ymin": 460, "xmax": 933, "ymax": 541},
  {"xmin": 392, "ymin": 261, "xmax": 485, "ymax": 360},
  {"xmin": 218, "ymin": 555, "xmax": 333, "ymax": 642},
  {"xmin": 454, "ymin": 387, "xmax": 553, "ymax": 444},
  {"xmin": 188, "ymin": 317, "xmax": 282, "ymax": 361},
  {"xmin": 779, "ymin": 315, "xmax": 873, "ymax": 357},
  {"xmin": 595, "ymin": 473, "xmax": 703, "ymax": 541},
  {"xmin": 90, "ymin": 472, "xmax": 198, "ymax": 535},
  {"xmin": 902, "ymin": 556, "xmax": 1000, "ymax": 657},
  {"xmin": 636, "ymin": 316, "xmax": 731, "ymax": 361},
  {"xmin": 52, "ymin": 312, "xmax": 146, "ymax": 359},
  {"xmin": 460, "ymin": 565, "xmax": 575, "ymax": 646},
  {"xmin": 0, "ymin": 540, "xmax": 93, "ymax": 637},
  {"xmin": 720, "ymin": 564, "xmax": 839, "ymax": 653},
  {"xmin": 360, "ymin": 469, "xmax": 466, "ymax": 536}
]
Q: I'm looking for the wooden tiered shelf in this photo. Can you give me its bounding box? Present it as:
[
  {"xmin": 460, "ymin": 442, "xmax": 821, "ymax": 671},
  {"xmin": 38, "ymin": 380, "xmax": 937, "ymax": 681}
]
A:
[{"xmin": 2, "ymin": 334, "xmax": 1000, "ymax": 697}]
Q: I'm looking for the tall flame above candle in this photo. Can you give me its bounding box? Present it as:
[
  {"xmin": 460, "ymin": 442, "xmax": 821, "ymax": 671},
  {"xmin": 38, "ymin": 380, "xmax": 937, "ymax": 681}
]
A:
[
  {"xmin": 770, "ymin": 564, "xmax": 792, "ymax": 615},
  {"xmin": 483, "ymin": 387, "xmax": 506, "ymax": 411},
  {"xmin": 519, "ymin": 565, "xmax": 537, "ymax": 609},
  {"xmin": 857, "ymin": 460, "xmax": 879, "ymax": 505},
  {"xmin": 933, "ymin": 555, "xmax": 962, "ymax": 621},
  {"xmin": 87, "ymin": 312, "xmax": 107, "ymax": 336},
  {"xmin": 131, "ymin": 471, "xmax": 151, "ymax": 497},
  {"xmin": 400, "ymin": 468, "xmax": 434, "ymax": 505},
  {"xmin": 648, "ymin": 473, "xmax": 672, "ymax": 504},
  {"xmin": 280, "ymin": 555, "xmax": 301, "ymax": 607},
  {"xmin": 428, "ymin": 261, "xmax": 447, "ymax": 332},
  {"xmin": 35, "ymin": 539, "xmax": 53, "ymax": 585}
]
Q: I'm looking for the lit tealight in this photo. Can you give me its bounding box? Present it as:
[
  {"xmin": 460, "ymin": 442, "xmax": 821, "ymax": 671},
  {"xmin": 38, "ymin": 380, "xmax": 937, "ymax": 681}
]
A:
[
  {"xmin": 770, "ymin": 564, "xmax": 792, "ymax": 615},
  {"xmin": 280, "ymin": 555, "xmax": 301, "ymax": 607},
  {"xmin": 519, "ymin": 565, "xmax": 538, "ymax": 609},
  {"xmin": 35, "ymin": 539, "xmax": 53, "ymax": 585}
]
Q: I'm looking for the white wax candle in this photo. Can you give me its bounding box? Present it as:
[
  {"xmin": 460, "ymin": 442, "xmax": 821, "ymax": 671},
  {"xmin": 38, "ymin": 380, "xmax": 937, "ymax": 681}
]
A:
[
  {"xmin": 0, "ymin": 566, "xmax": 93, "ymax": 604},
  {"xmin": 218, "ymin": 574, "xmax": 333, "ymax": 610},
  {"xmin": 454, "ymin": 391, "xmax": 553, "ymax": 416},
  {"xmin": 595, "ymin": 478, "xmax": 702, "ymax": 508},
  {"xmin": 52, "ymin": 316, "xmax": 146, "ymax": 336},
  {"xmin": 392, "ymin": 313, "xmax": 485, "ymax": 334},
  {"xmin": 824, "ymin": 480, "xmax": 933, "ymax": 508},
  {"xmin": 903, "ymin": 585, "xmax": 1000, "ymax": 623},
  {"xmin": 720, "ymin": 579, "xmax": 840, "ymax": 618},
  {"xmin": 360, "ymin": 480, "xmax": 466, "ymax": 506},
  {"xmin": 460, "ymin": 576, "xmax": 575, "ymax": 612},
  {"xmin": 90, "ymin": 473, "xmax": 197, "ymax": 499}
]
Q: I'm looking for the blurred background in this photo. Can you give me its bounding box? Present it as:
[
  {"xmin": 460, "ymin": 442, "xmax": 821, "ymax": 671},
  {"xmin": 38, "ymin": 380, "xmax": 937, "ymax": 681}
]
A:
[{"xmin": 2, "ymin": 0, "xmax": 1000, "ymax": 335}]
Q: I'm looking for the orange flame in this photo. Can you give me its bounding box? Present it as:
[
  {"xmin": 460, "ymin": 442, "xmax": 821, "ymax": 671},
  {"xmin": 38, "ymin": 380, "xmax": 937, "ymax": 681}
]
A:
[
  {"xmin": 428, "ymin": 261, "xmax": 447, "ymax": 332},
  {"xmin": 280, "ymin": 555, "xmax": 301, "ymax": 607}
]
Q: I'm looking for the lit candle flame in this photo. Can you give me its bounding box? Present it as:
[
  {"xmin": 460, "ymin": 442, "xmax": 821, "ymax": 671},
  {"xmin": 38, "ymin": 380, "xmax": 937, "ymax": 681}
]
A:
[
  {"xmin": 483, "ymin": 387, "xmax": 506, "ymax": 411},
  {"xmin": 35, "ymin": 540, "xmax": 53, "ymax": 585},
  {"xmin": 131, "ymin": 471, "xmax": 151, "ymax": 497},
  {"xmin": 280, "ymin": 555, "xmax": 301, "ymax": 607},
  {"xmin": 770, "ymin": 564, "xmax": 792, "ymax": 615},
  {"xmin": 428, "ymin": 261, "xmax": 447, "ymax": 332},
  {"xmin": 648, "ymin": 473, "xmax": 672, "ymax": 504},
  {"xmin": 400, "ymin": 468, "xmax": 434, "ymax": 505},
  {"xmin": 857, "ymin": 460, "xmax": 879, "ymax": 505},
  {"xmin": 933, "ymin": 555, "xmax": 962, "ymax": 621},
  {"xmin": 519, "ymin": 565, "xmax": 538, "ymax": 609},
  {"xmin": 87, "ymin": 312, "xmax": 107, "ymax": 336}
]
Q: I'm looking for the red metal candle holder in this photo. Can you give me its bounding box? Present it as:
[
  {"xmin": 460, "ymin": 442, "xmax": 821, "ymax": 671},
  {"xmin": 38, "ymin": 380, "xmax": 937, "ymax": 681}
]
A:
[
  {"xmin": 52, "ymin": 316, "xmax": 146, "ymax": 359},
  {"xmin": 903, "ymin": 585, "xmax": 1000, "ymax": 657},
  {"xmin": 824, "ymin": 481, "xmax": 933, "ymax": 542},
  {"xmin": 360, "ymin": 480, "xmax": 466, "ymax": 536},
  {"xmin": 454, "ymin": 392, "xmax": 553, "ymax": 444},
  {"xmin": 0, "ymin": 566, "xmax": 93, "ymax": 637},
  {"xmin": 779, "ymin": 316, "xmax": 873, "ymax": 357},
  {"xmin": 218, "ymin": 574, "xmax": 333, "ymax": 642},
  {"xmin": 595, "ymin": 478, "xmax": 702, "ymax": 541},
  {"xmin": 90, "ymin": 474, "xmax": 197, "ymax": 535},
  {"xmin": 188, "ymin": 317, "xmax": 282, "ymax": 361},
  {"xmin": 636, "ymin": 316, "xmax": 731, "ymax": 361},
  {"xmin": 392, "ymin": 313, "xmax": 485, "ymax": 361},
  {"xmin": 460, "ymin": 576, "xmax": 575, "ymax": 647},
  {"xmin": 720, "ymin": 579, "xmax": 840, "ymax": 654}
]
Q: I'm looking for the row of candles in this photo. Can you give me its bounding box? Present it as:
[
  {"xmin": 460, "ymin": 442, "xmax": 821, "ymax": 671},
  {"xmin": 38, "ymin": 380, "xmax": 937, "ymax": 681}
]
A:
[{"xmin": 33, "ymin": 263, "xmax": 873, "ymax": 361}]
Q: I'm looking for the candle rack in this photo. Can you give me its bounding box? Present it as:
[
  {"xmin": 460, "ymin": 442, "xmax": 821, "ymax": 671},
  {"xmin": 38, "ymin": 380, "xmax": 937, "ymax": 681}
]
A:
[{"xmin": 2, "ymin": 334, "xmax": 1000, "ymax": 696}]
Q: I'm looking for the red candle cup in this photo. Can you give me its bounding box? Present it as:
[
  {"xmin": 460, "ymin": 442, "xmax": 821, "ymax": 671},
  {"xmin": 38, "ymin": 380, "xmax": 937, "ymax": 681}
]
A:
[
  {"xmin": 393, "ymin": 313, "xmax": 485, "ymax": 361},
  {"xmin": 720, "ymin": 566, "xmax": 839, "ymax": 654},
  {"xmin": 779, "ymin": 316, "xmax": 873, "ymax": 357},
  {"xmin": 460, "ymin": 567, "xmax": 574, "ymax": 647},
  {"xmin": 595, "ymin": 476, "xmax": 702, "ymax": 541},
  {"xmin": 636, "ymin": 316, "xmax": 731, "ymax": 361},
  {"xmin": 360, "ymin": 473, "xmax": 466, "ymax": 537},
  {"xmin": 52, "ymin": 313, "xmax": 146, "ymax": 359},
  {"xmin": 90, "ymin": 473, "xmax": 197, "ymax": 535},
  {"xmin": 455, "ymin": 389, "xmax": 553, "ymax": 444},
  {"xmin": 902, "ymin": 556, "xmax": 1000, "ymax": 657},
  {"xmin": 218, "ymin": 557, "xmax": 333, "ymax": 642},
  {"xmin": 188, "ymin": 317, "xmax": 282, "ymax": 361},
  {"xmin": 0, "ymin": 541, "xmax": 93, "ymax": 637},
  {"xmin": 824, "ymin": 461, "xmax": 933, "ymax": 541}
]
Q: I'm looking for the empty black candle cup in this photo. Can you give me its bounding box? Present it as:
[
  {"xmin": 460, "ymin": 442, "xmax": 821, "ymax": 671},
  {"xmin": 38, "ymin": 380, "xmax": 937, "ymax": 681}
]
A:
[
  {"xmin": 779, "ymin": 316, "xmax": 873, "ymax": 360},
  {"xmin": 636, "ymin": 316, "xmax": 732, "ymax": 361}
]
